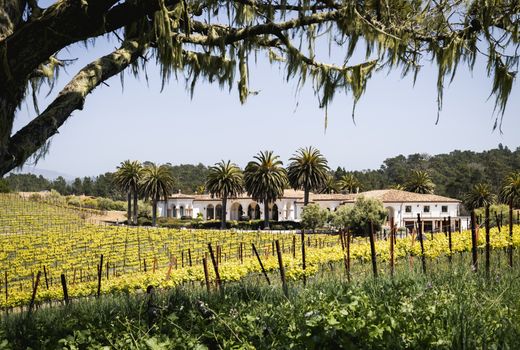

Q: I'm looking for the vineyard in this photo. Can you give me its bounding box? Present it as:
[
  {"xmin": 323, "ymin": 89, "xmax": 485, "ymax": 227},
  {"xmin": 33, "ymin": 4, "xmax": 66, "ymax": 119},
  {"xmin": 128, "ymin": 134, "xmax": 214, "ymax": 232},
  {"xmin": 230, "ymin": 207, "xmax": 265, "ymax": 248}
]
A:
[{"xmin": 1, "ymin": 193, "xmax": 520, "ymax": 310}]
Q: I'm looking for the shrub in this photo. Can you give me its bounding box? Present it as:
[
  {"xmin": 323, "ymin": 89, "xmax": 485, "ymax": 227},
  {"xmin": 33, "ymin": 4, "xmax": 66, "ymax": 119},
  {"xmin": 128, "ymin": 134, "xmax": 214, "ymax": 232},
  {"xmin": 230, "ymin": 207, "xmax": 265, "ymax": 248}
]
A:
[{"xmin": 0, "ymin": 179, "xmax": 9, "ymax": 193}]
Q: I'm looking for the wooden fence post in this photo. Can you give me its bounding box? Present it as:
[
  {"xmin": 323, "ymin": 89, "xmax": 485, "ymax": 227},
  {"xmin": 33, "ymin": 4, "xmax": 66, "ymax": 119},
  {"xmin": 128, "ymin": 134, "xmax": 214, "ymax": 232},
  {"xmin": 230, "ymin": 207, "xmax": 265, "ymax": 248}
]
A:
[
  {"xmin": 43, "ymin": 266, "xmax": 49, "ymax": 289},
  {"xmin": 300, "ymin": 229, "xmax": 306, "ymax": 286},
  {"xmin": 275, "ymin": 240, "xmax": 288, "ymax": 297},
  {"xmin": 28, "ymin": 271, "xmax": 41, "ymax": 312},
  {"xmin": 208, "ymin": 244, "xmax": 221, "ymax": 290},
  {"xmin": 470, "ymin": 211, "xmax": 478, "ymax": 272},
  {"xmin": 252, "ymin": 243, "xmax": 271, "ymax": 285},
  {"xmin": 61, "ymin": 274, "xmax": 69, "ymax": 305},
  {"xmin": 369, "ymin": 221, "xmax": 378, "ymax": 278},
  {"xmin": 389, "ymin": 217, "xmax": 395, "ymax": 278},
  {"xmin": 417, "ymin": 214, "xmax": 427, "ymax": 274},
  {"xmin": 448, "ymin": 216, "xmax": 453, "ymax": 264},
  {"xmin": 202, "ymin": 258, "xmax": 211, "ymax": 293},
  {"xmin": 485, "ymin": 205, "xmax": 491, "ymax": 277},
  {"xmin": 97, "ymin": 254, "xmax": 103, "ymax": 297}
]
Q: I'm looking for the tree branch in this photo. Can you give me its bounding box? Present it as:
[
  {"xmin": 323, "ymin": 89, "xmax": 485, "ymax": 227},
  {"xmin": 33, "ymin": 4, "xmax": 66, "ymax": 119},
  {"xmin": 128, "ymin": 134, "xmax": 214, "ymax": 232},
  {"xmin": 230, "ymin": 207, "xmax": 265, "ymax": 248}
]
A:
[{"xmin": 0, "ymin": 40, "xmax": 144, "ymax": 175}]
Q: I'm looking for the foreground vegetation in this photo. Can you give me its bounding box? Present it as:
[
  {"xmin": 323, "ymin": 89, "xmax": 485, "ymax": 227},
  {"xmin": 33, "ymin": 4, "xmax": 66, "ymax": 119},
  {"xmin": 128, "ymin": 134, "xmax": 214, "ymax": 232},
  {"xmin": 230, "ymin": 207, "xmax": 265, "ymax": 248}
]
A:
[{"xmin": 3, "ymin": 252, "xmax": 520, "ymax": 349}]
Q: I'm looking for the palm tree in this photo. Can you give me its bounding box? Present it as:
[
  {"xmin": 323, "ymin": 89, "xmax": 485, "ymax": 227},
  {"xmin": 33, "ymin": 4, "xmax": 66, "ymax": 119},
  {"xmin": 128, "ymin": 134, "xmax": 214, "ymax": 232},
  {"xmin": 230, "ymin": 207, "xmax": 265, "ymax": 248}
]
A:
[
  {"xmin": 205, "ymin": 160, "xmax": 243, "ymax": 229},
  {"xmin": 287, "ymin": 146, "xmax": 329, "ymax": 205},
  {"xmin": 114, "ymin": 160, "xmax": 143, "ymax": 225},
  {"xmin": 405, "ymin": 170, "xmax": 435, "ymax": 194},
  {"xmin": 499, "ymin": 171, "xmax": 520, "ymax": 267},
  {"xmin": 244, "ymin": 151, "xmax": 287, "ymax": 229},
  {"xmin": 338, "ymin": 173, "xmax": 361, "ymax": 194},
  {"xmin": 464, "ymin": 183, "xmax": 496, "ymax": 273},
  {"xmin": 390, "ymin": 183, "xmax": 405, "ymax": 191},
  {"xmin": 140, "ymin": 163, "xmax": 175, "ymax": 226},
  {"xmin": 319, "ymin": 175, "xmax": 339, "ymax": 194}
]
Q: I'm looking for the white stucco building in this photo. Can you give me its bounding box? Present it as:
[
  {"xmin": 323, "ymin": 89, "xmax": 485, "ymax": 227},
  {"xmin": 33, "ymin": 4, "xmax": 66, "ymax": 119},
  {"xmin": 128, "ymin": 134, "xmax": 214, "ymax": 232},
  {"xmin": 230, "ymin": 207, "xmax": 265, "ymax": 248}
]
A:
[{"xmin": 158, "ymin": 189, "xmax": 467, "ymax": 232}]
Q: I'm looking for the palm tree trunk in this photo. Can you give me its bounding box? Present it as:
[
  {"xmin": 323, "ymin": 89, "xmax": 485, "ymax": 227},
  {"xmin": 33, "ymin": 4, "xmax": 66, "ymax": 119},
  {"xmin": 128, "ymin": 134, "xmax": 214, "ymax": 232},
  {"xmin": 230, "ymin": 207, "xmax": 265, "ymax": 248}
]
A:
[
  {"xmin": 304, "ymin": 184, "xmax": 309, "ymax": 206},
  {"xmin": 509, "ymin": 201, "xmax": 513, "ymax": 268},
  {"xmin": 126, "ymin": 191, "xmax": 131, "ymax": 225},
  {"xmin": 152, "ymin": 194, "xmax": 158, "ymax": 227},
  {"xmin": 264, "ymin": 200, "xmax": 270, "ymax": 229},
  {"xmin": 133, "ymin": 188, "xmax": 138, "ymax": 225},
  {"xmin": 221, "ymin": 194, "xmax": 227, "ymax": 229},
  {"xmin": 485, "ymin": 204, "xmax": 490, "ymax": 277}
]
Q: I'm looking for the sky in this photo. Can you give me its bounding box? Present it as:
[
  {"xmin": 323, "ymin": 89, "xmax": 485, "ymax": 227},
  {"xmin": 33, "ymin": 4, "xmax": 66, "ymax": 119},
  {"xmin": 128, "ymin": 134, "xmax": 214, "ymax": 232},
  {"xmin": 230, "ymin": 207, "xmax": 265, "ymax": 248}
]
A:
[{"xmin": 12, "ymin": 32, "xmax": 520, "ymax": 178}]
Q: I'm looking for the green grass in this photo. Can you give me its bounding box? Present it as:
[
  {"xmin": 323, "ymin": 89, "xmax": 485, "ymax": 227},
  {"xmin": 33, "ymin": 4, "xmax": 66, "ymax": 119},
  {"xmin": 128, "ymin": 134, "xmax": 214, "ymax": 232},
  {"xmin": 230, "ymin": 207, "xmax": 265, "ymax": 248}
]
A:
[{"xmin": 2, "ymin": 250, "xmax": 520, "ymax": 349}]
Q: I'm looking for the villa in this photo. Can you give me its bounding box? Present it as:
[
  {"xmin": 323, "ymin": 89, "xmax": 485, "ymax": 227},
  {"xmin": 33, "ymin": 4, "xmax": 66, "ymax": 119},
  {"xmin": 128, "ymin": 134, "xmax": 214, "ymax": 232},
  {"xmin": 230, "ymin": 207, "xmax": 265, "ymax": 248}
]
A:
[{"xmin": 158, "ymin": 189, "xmax": 469, "ymax": 232}]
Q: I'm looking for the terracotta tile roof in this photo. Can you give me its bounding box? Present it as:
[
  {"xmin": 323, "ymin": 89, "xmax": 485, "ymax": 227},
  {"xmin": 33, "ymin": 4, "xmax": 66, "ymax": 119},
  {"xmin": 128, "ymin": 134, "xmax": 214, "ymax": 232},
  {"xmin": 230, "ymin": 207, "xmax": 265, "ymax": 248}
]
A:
[
  {"xmin": 168, "ymin": 189, "xmax": 460, "ymax": 203},
  {"xmin": 350, "ymin": 189, "xmax": 460, "ymax": 203}
]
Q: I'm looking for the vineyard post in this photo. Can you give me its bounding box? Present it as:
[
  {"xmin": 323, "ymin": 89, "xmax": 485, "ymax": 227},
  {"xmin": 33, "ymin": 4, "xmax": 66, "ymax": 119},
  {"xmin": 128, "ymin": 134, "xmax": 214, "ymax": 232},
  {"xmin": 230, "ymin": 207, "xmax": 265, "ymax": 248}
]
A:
[
  {"xmin": 97, "ymin": 254, "xmax": 103, "ymax": 297},
  {"xmin": 106, "ymin": 261, "xmax": 110, "ymax": 280},
  {"xmin": 495, "ymin": 212, "xmax": 501, "ymax": 233},
  {"xmin": 43, "ymin": 266, "xmax": 49, "ymax": 289},
  {"xmin": 188, "ymin": 248, "xmax": 192, "ymax": 267},
  {"xmin": 448, "ymin": 216, "xmax": 453, "ymax": 264},
  {"xmin": 509, "ymin": 201, "xmax": 514, "ymax": 268},
  {"xmin": 28, "ymin": 271, "xmax": 41, "ymax": 313},
  {"xmin": 61, "ymin": 274, "xmax": 69, "ymax": 305},
  {"xmin": 240, "ymin": 242, "xmax": 243, "ymax": 264},
  {"xmin": 4, "ymin": 272, "xmax": 7, "ymax": 305},
  {"xmin": 369, "ymin": 221, "xmax": 378, "ymax": 278},
  {"xmin": 252, "ymin": 243, "xmax": 270, "ymax": 285},
  {"xmin": 346, "ymin": 230, "xmax": 351, "ymax": 282},
  {"xmin": 208, "ymin": 244, "xmax": 222, "ymax": 290},
  {"xmin": 144, "ymin": 259, "xmax": 147, "ymax": 272},
  {"xmin": 300, "ymin": 229, "xmax": 306, "ymax": 286},
  {"xmin": 275, "ymin": 240, "xmax": 288, "ymax": 297},
  {"xmin": 485, "ymin": 205, "xmax": 491, "ymax": 278},
  {"xmin": 292, "ymin": 236, "xmax": 296, "ymax": 258},
  {"xmin": 390, "ymin": 217, "xmax": 395, "ymax": 278},
  {"xmin": 417, "ymin": 214, "xmax": 427, "ymax": 274},
  {"xmin": 202, "ymin": 258, "xmax": 211, "ymax": 293},
  {"xmin": 470, "ymin": 211, "xmax": 478, "ymax": 272}
]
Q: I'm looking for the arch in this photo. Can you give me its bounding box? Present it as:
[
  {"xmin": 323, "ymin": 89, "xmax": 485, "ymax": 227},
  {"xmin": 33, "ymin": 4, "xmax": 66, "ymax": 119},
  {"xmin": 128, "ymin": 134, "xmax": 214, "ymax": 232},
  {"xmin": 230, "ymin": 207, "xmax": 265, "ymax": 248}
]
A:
[
  {"xmin": 230, "ymin": 202, "xmax": 243, "ymax": 221},
  {"xmin": 271, "ymin": 203, "xmax": 279, "ymax": 221},
  {"xmin": 247, "ymin": 202, "xmax": 261, "ymax": 220},
  {"xmin": 179, "ymin": 206, "xmax": 185, "ymax": 217},
  {"xmin": 207, "ymin": 204, "xmax": 214, "ymax": 220},
  {"xmin": 172, "ymin": 205, "xmax": 177, "ymax": 218},
  {"xmin": 215, "ymin": 204, "xmax": 222, "ymax": 220}
]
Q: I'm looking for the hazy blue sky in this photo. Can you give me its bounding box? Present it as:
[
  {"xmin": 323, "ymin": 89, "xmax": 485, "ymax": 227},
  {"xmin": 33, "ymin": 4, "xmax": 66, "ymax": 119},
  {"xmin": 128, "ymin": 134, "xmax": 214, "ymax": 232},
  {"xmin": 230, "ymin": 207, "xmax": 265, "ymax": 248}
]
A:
[{"xmin": 12, "ymin": 35, "xmax": 520, "ymax": 178}]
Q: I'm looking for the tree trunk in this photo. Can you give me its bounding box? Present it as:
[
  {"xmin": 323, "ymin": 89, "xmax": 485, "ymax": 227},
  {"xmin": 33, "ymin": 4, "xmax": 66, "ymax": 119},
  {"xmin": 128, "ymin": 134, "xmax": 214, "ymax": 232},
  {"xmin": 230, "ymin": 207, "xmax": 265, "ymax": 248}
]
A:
[
  {"xmin": 303, "ymin": 184, "xmax": 309, "ymax": 206},
  {"xmin": 133, "ymin": 188, "xmax": 138, "ymax": 225},
  {"xmin": 221, "ymin": 195, "xmax": 227, "ymax": 229},
  {"xmin": 264, "ymin": 200, "xmax": 270, "ymax": 229},
  {"xmin": 126, "ymin": 191, "xmax": 131, "ymax": 225}
]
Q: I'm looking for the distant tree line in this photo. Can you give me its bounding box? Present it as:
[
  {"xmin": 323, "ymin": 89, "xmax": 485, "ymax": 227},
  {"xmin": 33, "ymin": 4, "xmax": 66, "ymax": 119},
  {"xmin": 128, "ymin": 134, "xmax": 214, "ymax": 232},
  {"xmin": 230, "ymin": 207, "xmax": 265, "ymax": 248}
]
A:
[
  {"xmin": 332, "ymin": 144, "xmax": 520, "ymax": 199},
  {"xmin": 2, "ymin": 145, "xmax": 519, "ymax": 202}
]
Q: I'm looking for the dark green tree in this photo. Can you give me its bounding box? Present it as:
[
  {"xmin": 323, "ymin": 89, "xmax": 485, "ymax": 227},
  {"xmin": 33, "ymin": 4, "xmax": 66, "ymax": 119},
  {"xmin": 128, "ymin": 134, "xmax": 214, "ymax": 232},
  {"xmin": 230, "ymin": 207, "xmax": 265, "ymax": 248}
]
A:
[
  {"xmin": 287, "ymin": 146, "xmax": 330, "ymax": 205},
  {"xmin": 114, "ymin": 160, "xmax": 143, "ymax": 225},
  {"xmin": 205, "ymin": 160, "xmax": 243, "ymax": 229},
  {"xmin": 140, "ymin": 163, "xmax": 175, "ymax": 226},
  {"xmin": 244, "ymin": 151, "xmax": 287, "ymax": 229}
]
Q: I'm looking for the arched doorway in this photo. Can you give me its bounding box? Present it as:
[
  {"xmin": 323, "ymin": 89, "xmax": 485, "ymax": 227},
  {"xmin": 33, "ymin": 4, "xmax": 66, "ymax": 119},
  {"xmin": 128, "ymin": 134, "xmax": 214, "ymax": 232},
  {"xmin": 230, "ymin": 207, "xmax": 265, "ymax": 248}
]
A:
[
  {"xmin": 179, "ymin": 206, "xmax": 185, "ymax": 217},
  {"xmin": 271, "ymin": 204, "xmax": 279, "ymax": 221},
  {"xmin": 207, "ymin": 204, "xmax": 214, "ymax": 220},
  {"xmin": 230, "ymin": 202, "xmax": 243, "ymax": 220},
  {"xmin": 248, "ymin": 203, "xmax": 261, "ymax": 220},
  {"xmin": 215, "ymin": 204, "xmax": 222, "ymax": 220}
]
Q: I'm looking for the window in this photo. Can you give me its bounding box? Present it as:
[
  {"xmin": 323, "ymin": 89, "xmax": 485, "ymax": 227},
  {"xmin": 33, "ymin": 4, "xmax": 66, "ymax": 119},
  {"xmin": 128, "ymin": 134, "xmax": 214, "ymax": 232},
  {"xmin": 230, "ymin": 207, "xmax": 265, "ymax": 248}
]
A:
[
  {"xmin": 423, "ymin": 205, "xmax": 430, "ymax": 213},
  {"xmin": 441, "ymin": 205, "xmax": 448, "ymax": 213},
  {"xmin": 405, "ymin": 205, "xmax": 412, "ymax": 213}
]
